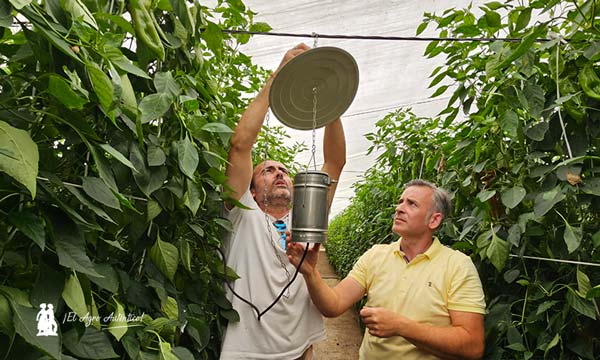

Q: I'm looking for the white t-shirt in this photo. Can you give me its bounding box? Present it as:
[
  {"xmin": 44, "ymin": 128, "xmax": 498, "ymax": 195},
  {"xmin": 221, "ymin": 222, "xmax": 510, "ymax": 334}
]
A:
[{"xmin": 220, "ymin": 189, "xmax": 325, "ymax": 360}]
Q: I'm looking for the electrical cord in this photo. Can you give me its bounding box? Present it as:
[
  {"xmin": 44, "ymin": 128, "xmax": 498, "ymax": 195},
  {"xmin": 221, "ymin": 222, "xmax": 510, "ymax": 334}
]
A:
[{"xmin": 214, "ymin": 242, "xmax": 311, "ymax": 321}]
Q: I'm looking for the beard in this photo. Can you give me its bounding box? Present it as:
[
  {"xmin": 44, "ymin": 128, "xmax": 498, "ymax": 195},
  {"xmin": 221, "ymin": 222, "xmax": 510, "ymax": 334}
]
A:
[{"xmin": 267, "ymin": 187, "xmax": 292, "ymax": 206}]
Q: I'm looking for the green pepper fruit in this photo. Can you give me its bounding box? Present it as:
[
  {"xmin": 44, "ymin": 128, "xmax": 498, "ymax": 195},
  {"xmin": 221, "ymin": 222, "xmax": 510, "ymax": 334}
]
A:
[
  {"xmin": 578, "ymin": 63, "xmax": 600, "ymax": 101},
  {"xmin": 129, "ymin": 0, "xmax": 165, "ymax": 61}
]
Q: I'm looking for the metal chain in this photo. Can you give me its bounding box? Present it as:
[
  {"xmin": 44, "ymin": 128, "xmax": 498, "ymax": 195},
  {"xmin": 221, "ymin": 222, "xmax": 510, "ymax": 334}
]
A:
[
  {"xmin": 310, "ymin": 86, "xmax": 318, "ymax": 171},
  {"xmin": 261, "ymin": 109, "xmax": 291, "ymax": 298}
]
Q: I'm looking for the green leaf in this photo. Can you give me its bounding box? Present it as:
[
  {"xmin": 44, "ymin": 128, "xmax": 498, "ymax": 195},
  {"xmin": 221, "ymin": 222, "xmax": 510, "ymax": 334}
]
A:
[
  {"xmin": 54, "ymin": 217, "xmax": 103, "ymax": 278},
  {"xmin": 476, "ymin": 189, "xmax": 496, "ymax": 202},
  {"xmin": 63, "ymin": 327, "xmax": 119, "ymax": 359},
  {"xmin": 525, "ymin": 122, "xmax": 549, "ymax": 141},
  {"xmin": 88, "ymin": 263, "xmax": 119, "ymax": 293},
  {"xmin": 82, "ymin": 176, "xmax": 121, "ymax": 209},
  {"xmin": 544, "ymin": 333, "xmax": 560, "ymax": 358},
  {"xmin": 147, "ymin": 199, "xmax": 162, "ymax": 222},
  {"xmin": 154, "ymin": 71, "xmax": 181, "ymax": 98},
  {"xmin": 9, "ymin": 0, "xmax": 31, "ymax": 10},
  {"xmin": 180, "ymin": 240, "xmax": 192, "ymax": 272},
  {"xmin": 139, "ymin": 93, "xmax": 173, "ymax": 124},
  {"xmin": 12, "ymin": 303, "xmax": 61, "ymax": 359},
  {"xmin": 586, "ymin": 285, "xmax": 600, "ymax": 299},
  {"xmin": 563, "ymin": 221, "xmax": 582, "ymax": 253},
  {"xmin": 98, "ymin": 144, "xmax": 138, "ymax": 172},
  {"xmin": 249, "ymin": 21, "xmax": 272, "ymax": 33},
  {"xmin": 487, "ymin": 232, "xmax": 509, "ymax": 272},
  {"xmin": 62, "ymin": 0, "xmax": 98, "ymax": 29},
  {"xmin": 62, "ymin": 273, "xmax": 88, "ymax": 319},
  {"xmin": 159, "ymin": 340, "xmax": 179, "ymax": 360},
  {"xmin": 0, "ymin": 120, "xmax": 39, "ymax": 197},
  {"xmin": 171, "ymin": 347, "xmax": 195, "ymax": 360},
  {"xmin": 201, "ymin": 122, "xmax": 233, "ymax": 133},
  {"xmin": 500, "ymin": 110, "xmax": 518, "ymax": 139},
  {"xmin": 536, "ymin": 300, "xmax": 559, "ymax": 315},
  {"xmin": 577, "ymin": 270, "xmax": 592, "ymax": 298},
  {"xmin": 495, "ymin": 26, "xmax": 544, "ymax": 70},
  {"xmin": 431, "ymin": 84, "xmax": 450, "ymax": 98},
  {"xmin": 514, "ymin": 8, "xmax": 532, "ymax": 32},
  {"xmin": 8, "ymin": 211, "xmax": 45, "ymax": 250},
  {"xmin": 176, "ymin": 137, "xmax": 199, "ymax": 179},
  {"xmin": 48, "ymin": 74, "xmax": 88, "ymax": 109},
  {"xmin": 533, "ymin": 186, "xmax": 566, "ymax": 217},
  {"xmin": 160, "ymin": 296, "xmax": 178, "ymax": 320},
  {"xmin": 87, "ymin": 63, "xmax": 115, "ymax": 120},
  {"xmin": 104, "ymin": 47, "xmax": 150, "ymax": 79},
  {"xmin": 220, "ymin": 309, "xmax": 240, "ymax": 322},
  {"xmin": 0, "ymin": 1, "xmax": 11, "ymax": 27},
  {"xmin": 416, "ymin": 22, "xmax": 428, "ymax": 35},
  {"xmin": 0, "ymin": 295, "xmax": 13, "ymax": 335},
  {"xmin": 523, "ymin": 82, "xmax": 545, "ymax": 118},
  {"xmin": 20, "ymin": 7, "xmax": 81, "ymax": 62},
  {"xmin": 484, "ymin": 11, "xmax": 501, "ymax": 28},
  {"xmin": 501, "ymin": 186, "xmax": 526, "ymax": 209},
  {"xmin": 183, "ymin": 178, "xmax": 201, "ymax": 215},
  {"xmin": 149, "ymin": 233, "xmax": 179, "ymax": 282},
  {"xmin": 88, "ymin": 145, "xmax": 118, "ymax": 191},
  {"xmin": 65, "ymin": 185, "xmax": 117, "ymax": 224},
  {"xmin": 108, "ymin": 298, "xmax": 128, "ymax": 341},
  {"xmin": 0, "ymin": 285, "xmax": 31, "ymax": 307},
  {"xmin": 567, "ymin": 288, "xmax": 596, "ymax": 319},
  {"xmin": 31, "ymin": 262, "xmax": 65, "ymax": 311},
  {"xmin": 186, "ymin": 317, "xmax": 210, "ymax": 350},
  {"xmin": 148, "ymin": 145, "xmax": 166, "ymax": 166},
  {"xmin": 201, "ymin": 22, "xmax": 223, "ymax": 57}
]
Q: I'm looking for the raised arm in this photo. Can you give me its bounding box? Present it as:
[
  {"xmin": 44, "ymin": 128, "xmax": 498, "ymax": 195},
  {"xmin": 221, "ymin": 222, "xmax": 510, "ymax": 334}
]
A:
[
  {"xmin": 225, "ymin": 44, "xmax": 310, "ymax": 206},
  {"xmin": 320, "ymin": 118, "xmax": 346, "ymax": 208}
]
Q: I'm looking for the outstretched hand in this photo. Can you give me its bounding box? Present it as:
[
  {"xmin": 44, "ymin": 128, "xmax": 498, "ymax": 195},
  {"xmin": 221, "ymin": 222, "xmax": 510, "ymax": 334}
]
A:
[{"xmin": 285, "ymin": 230, "xmax": 320, "ymax": 275}]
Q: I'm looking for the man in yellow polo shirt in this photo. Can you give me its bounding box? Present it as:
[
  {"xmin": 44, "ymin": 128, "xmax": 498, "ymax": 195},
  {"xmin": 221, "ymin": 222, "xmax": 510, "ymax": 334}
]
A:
[{"xmin": 286, "ymin": 179, "xmax": 486, "ymax": 359}]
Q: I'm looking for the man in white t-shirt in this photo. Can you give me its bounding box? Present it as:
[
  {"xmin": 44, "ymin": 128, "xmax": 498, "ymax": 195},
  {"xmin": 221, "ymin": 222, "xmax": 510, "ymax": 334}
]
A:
[{"xmin": 220, "ymin": 43, "xmax": 347, "ymax": 360}]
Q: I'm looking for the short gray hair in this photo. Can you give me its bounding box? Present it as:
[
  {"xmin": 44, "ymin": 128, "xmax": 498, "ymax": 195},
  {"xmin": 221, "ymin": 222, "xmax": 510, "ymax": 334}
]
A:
[{"xmin": 404, "ymin": 179, "xmax": 452, "ymax": 222}]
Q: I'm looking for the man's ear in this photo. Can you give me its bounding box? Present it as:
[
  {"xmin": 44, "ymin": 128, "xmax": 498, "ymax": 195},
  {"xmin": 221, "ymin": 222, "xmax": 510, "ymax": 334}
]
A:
[
  {"xmin": 250, "ymin": 188, "xmax": 256, "ymax": 200},
  {"xmin": 428, "ymin": 212, "xmax": 443, "ymax": 230}
]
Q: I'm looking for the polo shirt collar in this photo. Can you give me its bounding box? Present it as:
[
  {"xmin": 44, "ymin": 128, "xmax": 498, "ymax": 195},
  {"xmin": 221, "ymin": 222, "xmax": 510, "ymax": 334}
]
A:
[{"xmin": 394, "ymin": 236, "xmax": 442, "ymax": 261}]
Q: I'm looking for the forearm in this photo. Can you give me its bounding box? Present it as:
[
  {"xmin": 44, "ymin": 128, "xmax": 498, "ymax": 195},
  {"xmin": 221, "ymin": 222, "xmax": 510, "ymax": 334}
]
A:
[
  {"xmin": 397, "ymin": 318, "xmax": 484, "ymax": 360},
  {"xmin": 302, "ymin": 269, "xmax": 345, "ymax": 317},
  {"xmin": 229, "ymin": 75, "xmax": 274, "ymax": 152},
  {"xmin": 322, "ymin": 118, "xmax": 346, "ymax": 178}
]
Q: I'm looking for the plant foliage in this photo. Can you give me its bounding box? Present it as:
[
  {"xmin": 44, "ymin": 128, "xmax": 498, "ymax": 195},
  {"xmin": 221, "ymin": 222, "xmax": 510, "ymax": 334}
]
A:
[
  {"xmin": 0, "ymin": 0, "xmax": 302, "ymax": 358},
  {"xmin": 328, "ymin": 1, "xmax": 599, "ymax": 358}
]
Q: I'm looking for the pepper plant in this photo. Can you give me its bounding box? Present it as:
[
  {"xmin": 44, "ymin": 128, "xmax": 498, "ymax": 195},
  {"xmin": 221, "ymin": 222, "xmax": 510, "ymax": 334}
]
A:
[
  {"xmin": 0, "ymin": 0, "xmax": 288, "ymax": 358},
  {"xmin": 328, "ymin": 1, "xmax": 599, "ymax": 358}
]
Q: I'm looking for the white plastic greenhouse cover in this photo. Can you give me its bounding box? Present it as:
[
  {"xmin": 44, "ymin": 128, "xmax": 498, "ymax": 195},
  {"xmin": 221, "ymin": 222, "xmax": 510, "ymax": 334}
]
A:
[{"xmin": 238, "ymin": 0, "xmax": 483, "ymax": 217}]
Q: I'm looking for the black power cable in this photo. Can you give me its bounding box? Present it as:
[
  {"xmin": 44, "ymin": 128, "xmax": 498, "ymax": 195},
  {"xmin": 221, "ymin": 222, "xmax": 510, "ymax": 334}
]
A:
[{"xmin": 214, "ymin": 242, "xmax": 311, "ymax": 321}]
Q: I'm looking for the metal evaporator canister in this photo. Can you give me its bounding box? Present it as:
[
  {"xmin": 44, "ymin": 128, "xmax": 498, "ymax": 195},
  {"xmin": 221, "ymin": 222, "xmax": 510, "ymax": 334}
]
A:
[{"xmin": 291, "ymin": 170, "xmax": 331, "ymax": 243}]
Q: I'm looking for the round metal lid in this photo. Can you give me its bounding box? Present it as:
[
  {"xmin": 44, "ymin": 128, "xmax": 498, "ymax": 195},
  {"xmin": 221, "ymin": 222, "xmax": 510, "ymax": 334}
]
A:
[{"xmin": 269, "ymin": 46, "xmax": 359, "ymax": 130}]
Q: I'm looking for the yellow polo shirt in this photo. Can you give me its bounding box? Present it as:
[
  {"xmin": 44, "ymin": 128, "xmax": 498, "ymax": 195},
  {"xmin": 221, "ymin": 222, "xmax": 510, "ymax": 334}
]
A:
[{"xmin": 347, "ymin": 238, "xmax": 486, "ymax": 360}]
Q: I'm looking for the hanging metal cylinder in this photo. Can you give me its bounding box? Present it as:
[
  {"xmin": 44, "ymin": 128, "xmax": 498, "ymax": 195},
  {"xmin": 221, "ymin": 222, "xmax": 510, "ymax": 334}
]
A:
[{"xmin": 291, "ymin": 170, "xmax": 331, "ymax": 243}]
